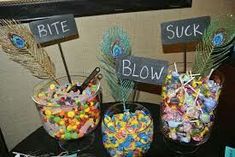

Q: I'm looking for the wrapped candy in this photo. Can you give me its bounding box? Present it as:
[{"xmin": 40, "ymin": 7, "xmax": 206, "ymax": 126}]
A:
[
  {"xmin": 102, "ymin": 103, "xmax": 153, "ymax": 157},
  {"xmin": 161, "ymin": 69, "xmax": 222, "ymax": 145}
]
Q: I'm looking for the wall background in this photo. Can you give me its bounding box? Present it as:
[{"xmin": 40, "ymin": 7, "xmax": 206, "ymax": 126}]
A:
[{"xmin": 0, "ymin": 0, "xmax": 234, "ymax": 150}]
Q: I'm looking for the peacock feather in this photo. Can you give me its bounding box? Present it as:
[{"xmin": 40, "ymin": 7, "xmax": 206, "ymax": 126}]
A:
[
  {"xmin": 99, "ymin": 26, "xmax": 134, "ymax": 104},
  {"xmin": 0, "ymin": 19, "xmax": 56, "ymax": 80},
  {"xmin": 192, "ymin": 15, "xmax": 235, "ymax": 76}
]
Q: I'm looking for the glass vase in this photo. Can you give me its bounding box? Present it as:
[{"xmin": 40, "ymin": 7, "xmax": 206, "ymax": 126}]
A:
[
  {"xmin": 102, "ymin": 102, "xmax": 154, "ymax": 157},
  {"xmin": 32, "ymin": 75, "xmax": 101, "ymax": 152},
  {"xmin": 160, "ymin": 69, "xmax": 223, "ymax": 154}
]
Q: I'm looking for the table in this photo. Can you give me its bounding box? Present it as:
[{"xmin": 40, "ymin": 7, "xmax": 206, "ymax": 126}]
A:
[{"xmin": 11, "ymin": 99, "xmax": 235, "ymax": 157}]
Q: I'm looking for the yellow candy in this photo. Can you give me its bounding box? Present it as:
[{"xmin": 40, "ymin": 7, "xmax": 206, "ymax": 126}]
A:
[
  {"xmin": 136, "ymin": 137, "xmax": 140, "ymax": 141},
  {"xmin": 45, "ymin": 109, "xmax": 52, "ymax": 116},
  {"xmin": 72, "ymin": 125, "xmax": 77, "ymax": 130},
  {"xmin": 80, "ymin": 114, "xmax": 85, "ymax": 119},
  {"xmin": 61, "ymin": 134, "xmax": 65, "ymax": 139},
  {"xmin": 90, "ymin": 102, "xmax": 94, "ymax": 106},
  {"xmin": 119, "ymin": 121, "xmax": 126, "ymax": 127},
  {"xmin": 66, "ymin": 85, "xmax": 72, "ymax": 91},
  {"xmin": 85, "ymin": 108, "xmax": 90, "ymax": 113},
  {"xmin": 104, "ymin": 116, "xmax": 111, "ymax": 124},
  {"xmin": 47, "ymin": 103, "xmax": 53, "ymax": 107},
  {"xmin": 197, "ymin": 81, "xmax": 202, "ymax": 85},
  {"xmin": 131, "ymin": 119, "xmax": 138, "ymax": 125},
  {"xmin": 107, "ymin": 122, "xmax": 114, "ymax": 128},
  {"xmin": 67, "ymin": 125, "xmax": 73, "ymax": 131},
  {"xmin": 167, "ymin": 75, "xmax": 172, "ymax": 80},
  {"xmin": 59, "ymin": 120, "xmax": 65, "ymax": 126},
  {"xmin": 67, "ymin": 111, "xmax": 75, "ymax": 118},
  {"xmin": 196, "ymin": 120, "xmax": 200, "ymax": 126},
  {"xmin": 132, "ymin": 133, "xmax": 137, "ymax": 139},
  {"xmin": 162, "ymin": 86, "xmax": 167, "ymax": 91},
  {"xmin": 192, "ymin": 93, "xmax": 197, "ymax": 97},
  {"xmin": 38, "ymin": 92, "xmax": 45, "ymax": 98},
  {"xmin": 118, "ymin": 114, "xmax": 124, "ymax": 120},
  {"xmin": 59, "ymin": 129, "xmax": 64, "ymax": 133},
  {"xmin": 200, "ymin": 127, "xmax": 209, "ymax": 137},
  {"xmin": 138, "ymin": 113, "xmax": 144, "ymax": 120},
  {"xmin": 192, "ymin": 81, "xmax": 197, "ymax": 88},
  {"xmin": 140, "ymin": 138, "xmax": 148, "ymax": 144},
  {"xmin": 50, "ymin": 84, "xmax": 56, "ymax": 90},
  {"xmin": 104, "ymin": 143, "xmax": 111, "ymax": 148},
  {"xmin": 110, "ymin": 142, "xmax": 119, "ymax": 148}
]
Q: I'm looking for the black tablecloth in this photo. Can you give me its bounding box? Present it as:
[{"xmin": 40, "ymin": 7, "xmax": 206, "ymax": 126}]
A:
[{"xmin": 11, "ymin": 102, "xmax": 235, "ymax": 157}]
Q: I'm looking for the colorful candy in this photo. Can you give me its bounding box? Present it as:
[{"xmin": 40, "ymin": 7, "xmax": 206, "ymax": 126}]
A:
[
  {"xmin": 102, "ymin": 110, "xmax": 153, "ymax": 157},
  {"xmin": 34, "ymin": 79, "xmax": 101, "ymax": 140},
  {"xmin": 161, "ymin": 70, "xmax": 222, "ymax": 144}
]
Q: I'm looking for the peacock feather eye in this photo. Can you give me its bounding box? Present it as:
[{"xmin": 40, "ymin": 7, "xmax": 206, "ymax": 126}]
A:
[
  {"xmin": 111, "ymin": 41, "xmax": 124, "ymax": 58},
  {"xmin": 9, "ymin": 34, "xmax": 27, "ymax": 49},
  {"xmin": 212, "ymin": 32, "xmax": 225, "ymax": 47}
]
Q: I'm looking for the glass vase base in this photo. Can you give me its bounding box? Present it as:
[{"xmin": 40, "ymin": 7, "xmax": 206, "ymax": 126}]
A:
[
  {"xmin": 58, "ymin": 132, "xmax": 95, "ymax": 153},
  {"xmin": 163, "ymin": 136, "xmax": 200, "ymax": 155}
]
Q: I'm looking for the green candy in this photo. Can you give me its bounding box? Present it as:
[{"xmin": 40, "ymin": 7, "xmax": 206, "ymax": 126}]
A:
[
  {"xmin": 71, "ymin": 132, "xmax": 78, "ymax": 139},
  {"xmin": 75, "ymin": 115, "xmax": 80, "ymax": 120},
  {"xmin": 65, "ymin": 132, "xmax": 71, "ymax": 140},
  {"xmin": 91, "ymin": 85, "xmax": 97, "ymax": 91},
  {"xmin": 53, "ymin": 116, "xmax": 61, "ymax": 123},
  {"xmin": 200, "ymin": 113, "xmax": 210, "ymax": 123},
  {"xmin": 84, "ymin": 104, "xmax": 88, "ymax": 108},
  {"xmin": 75, "ymin": 100, "xmax": 81, "ymax": 106},
  {"xmin": 49, "ymin": 115, "xmax": 55, "ymax": 120}
]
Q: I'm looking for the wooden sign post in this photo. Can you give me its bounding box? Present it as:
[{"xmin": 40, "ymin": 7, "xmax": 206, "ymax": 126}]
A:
[
  {"xmin": 161, "ymin": 16, "xmax": 210, "ymax": 72},
  {"xmin": 117, "ymin": 56, "xmax": 169, "ymax": 85},
  {"xmin": 29, "ymin": 14, "xmax": 79, "ymax": 83}
]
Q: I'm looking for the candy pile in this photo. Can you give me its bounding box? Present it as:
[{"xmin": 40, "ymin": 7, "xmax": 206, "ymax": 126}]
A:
[
  {"xmin": 161, "ymin": 69, "xmax": 222, "ymax": 144},
  {"xmin": 102, "ymin": 110, "xmax": 153, "ymax": 157},
  {"xmin": 34, "ymin": 81, "xmax": 100, "ymax": 140}
]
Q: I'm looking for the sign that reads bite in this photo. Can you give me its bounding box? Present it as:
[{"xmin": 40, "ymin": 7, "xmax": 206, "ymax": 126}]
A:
[
  {"xmin": 161, "ymin": 16, "xmax": 210, "ymax": 45},
  {"xmin": 117, "ymin": 56, "xmax": 168, "ymax": 85},
  {"xmin": 29, "ymin": 14, "xmax": 78, "ymax": 45}
]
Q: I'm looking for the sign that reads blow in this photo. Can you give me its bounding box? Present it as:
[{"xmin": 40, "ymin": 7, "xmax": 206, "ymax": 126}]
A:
[{"xmin": 117, "ymin": 56, "xmax": 168, "ymax": 85}]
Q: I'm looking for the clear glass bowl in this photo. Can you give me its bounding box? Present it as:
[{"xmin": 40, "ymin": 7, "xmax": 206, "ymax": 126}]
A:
[
  {"xmin": 32, "ymin": 75, "xmax": 101, "ymax": 141},
  {"xmin": 160, "ymin": 69, "xmax": 223, "ymax": 153},
  {"xmin": 102, "ymin": 102, "xmax": 154, "ymax": 157}
]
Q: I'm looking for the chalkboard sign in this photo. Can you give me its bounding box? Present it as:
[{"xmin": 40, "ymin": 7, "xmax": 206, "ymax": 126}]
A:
[
  {"xmin": 161, "ymin": 16, "xmax": 210, "ymax": 45},
  {"xmin": 29, "ymin": 14, "xmax": 78, "ymax": 45},
  {"xmin": 117, "ymin": 56, "xmax": 168, "ymax": 85}
]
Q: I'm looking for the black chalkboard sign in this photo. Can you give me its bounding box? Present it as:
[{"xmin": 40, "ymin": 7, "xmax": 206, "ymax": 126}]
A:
[
  {"xmin": 161, "ymin": 16, "xmax": 210, "ymax": 45},
  {"xmin": 117, "ymin": 56, "xmax": 168, "ymax": 85},
  {"xmin": 29, "ymin": 14, "xmax": 78, "ymax": 45}
]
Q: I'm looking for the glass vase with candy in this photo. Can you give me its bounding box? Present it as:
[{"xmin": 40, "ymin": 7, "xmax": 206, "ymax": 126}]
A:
[
  {"xmin": 160, "ymin": 16, "xmax": 235, "ymax": 154},
  {"xmin": 32, "ymin": 68, "xmax": 102, "ymax": 152},
  {"xmin": 99, "ymin": 26, "xmax": 154, "ymax": 156},
  {"xmin": 102, "ymin": 102, "xmax": 154, "ymax": 157},
  {"xmin": 160, "ymin": 63, "xmax": 223, "ymax": 154}
]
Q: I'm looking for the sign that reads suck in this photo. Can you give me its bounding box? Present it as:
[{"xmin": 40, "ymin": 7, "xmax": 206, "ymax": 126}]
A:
[
  {"xmin": 161, "ymin": 16, "xmax": 210, "ymax": 45},
  {"xmin": 29, "ymin": 14, "xmax": 78, "ymax": 45},
  {"xmin": 117, "ymin": 56, "xmax": 168, "ymax": 85}
]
